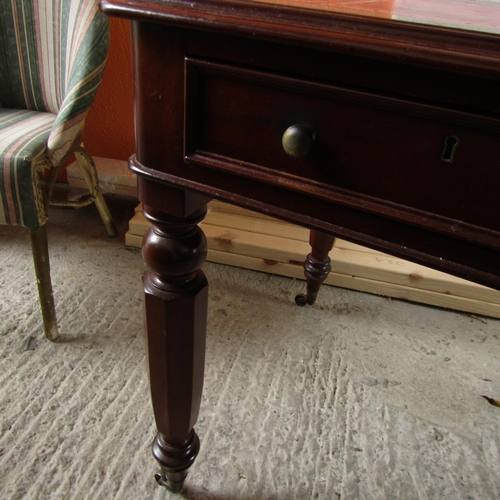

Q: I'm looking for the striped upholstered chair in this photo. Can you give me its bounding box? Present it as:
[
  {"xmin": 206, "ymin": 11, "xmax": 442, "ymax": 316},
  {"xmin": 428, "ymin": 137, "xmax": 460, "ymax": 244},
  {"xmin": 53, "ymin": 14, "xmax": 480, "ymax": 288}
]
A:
[{"xmin": 0, "ymin": 0, "xmax": 117, "ymax": 340}]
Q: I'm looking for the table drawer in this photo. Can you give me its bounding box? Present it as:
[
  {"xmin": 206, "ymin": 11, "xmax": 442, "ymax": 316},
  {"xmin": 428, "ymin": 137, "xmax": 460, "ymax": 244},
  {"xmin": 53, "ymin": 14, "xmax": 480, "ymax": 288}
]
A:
[{"xmin": 185, "ymin": 59, "xmax": 500, "ymax": 236}]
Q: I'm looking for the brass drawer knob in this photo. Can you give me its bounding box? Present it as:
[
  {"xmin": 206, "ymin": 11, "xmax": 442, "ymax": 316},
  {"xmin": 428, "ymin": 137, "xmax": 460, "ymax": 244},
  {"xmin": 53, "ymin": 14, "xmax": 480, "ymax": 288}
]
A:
[{"xmin": 282, "ymin": 125, "xmax": 314, "ymax": 158}]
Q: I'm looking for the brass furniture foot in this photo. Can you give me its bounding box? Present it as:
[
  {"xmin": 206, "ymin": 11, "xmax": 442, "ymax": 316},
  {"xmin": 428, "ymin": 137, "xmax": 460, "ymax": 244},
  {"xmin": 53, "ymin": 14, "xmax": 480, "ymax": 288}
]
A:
[{"xmin": 152, "ymin": 430, "xmax": 200, "ymax": 493}]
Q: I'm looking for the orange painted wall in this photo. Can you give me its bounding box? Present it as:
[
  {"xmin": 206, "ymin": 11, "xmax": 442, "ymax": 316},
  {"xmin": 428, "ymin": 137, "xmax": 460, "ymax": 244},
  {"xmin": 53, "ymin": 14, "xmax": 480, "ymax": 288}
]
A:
[{"xmin": 83, "ymin": 17, "xmax": 135, "ymax": 161}]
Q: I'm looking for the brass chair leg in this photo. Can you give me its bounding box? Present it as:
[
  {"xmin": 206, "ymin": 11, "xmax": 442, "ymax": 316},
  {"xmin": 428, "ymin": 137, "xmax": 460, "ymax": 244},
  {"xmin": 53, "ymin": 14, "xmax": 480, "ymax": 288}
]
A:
[
  {"xmin": 30, "ymin": 226, "xmax": 58, "ymax": 341},
  {"xmin": 74, "ymin": 147, "xmax": 118, "ymax": 237},
  {"xmin": 93, "ymin": 191, "xmax": 118, "ymax": 237}
]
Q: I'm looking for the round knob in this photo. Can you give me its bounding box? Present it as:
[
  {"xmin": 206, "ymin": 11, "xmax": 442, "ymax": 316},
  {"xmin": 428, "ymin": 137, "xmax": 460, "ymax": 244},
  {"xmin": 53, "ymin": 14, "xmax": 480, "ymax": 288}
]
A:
[{"xmin": 282, "ymin": 125, "xmax": 314, "ymax": 158}]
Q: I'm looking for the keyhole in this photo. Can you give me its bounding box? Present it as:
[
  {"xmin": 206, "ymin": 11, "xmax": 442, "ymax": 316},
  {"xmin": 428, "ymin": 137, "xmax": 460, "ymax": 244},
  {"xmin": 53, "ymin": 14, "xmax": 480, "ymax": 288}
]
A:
[{"xmin": 441, "ymin": 135, "xmax": 459, "ymax": 163}]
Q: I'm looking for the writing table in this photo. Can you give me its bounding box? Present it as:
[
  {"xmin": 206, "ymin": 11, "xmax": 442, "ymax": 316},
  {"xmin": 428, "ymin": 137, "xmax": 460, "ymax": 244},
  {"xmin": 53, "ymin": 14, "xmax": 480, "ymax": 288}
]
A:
[{"xmin": 101, "ymin": 0, "xmax": 500, "ymax": 491}]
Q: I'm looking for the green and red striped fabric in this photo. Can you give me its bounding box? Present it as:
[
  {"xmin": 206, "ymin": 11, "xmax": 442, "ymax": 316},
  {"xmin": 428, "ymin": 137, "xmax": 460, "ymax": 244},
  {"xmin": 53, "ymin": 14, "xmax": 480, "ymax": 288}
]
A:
[{"xmin": 0, "ymin": 0, "xmax": 109, "ymax": 229}]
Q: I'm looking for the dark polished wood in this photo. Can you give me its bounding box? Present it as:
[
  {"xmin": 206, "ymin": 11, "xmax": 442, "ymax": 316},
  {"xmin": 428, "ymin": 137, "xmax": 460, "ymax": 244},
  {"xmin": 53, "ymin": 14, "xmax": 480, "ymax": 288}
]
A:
[
  {"xmin": 295, "ymin": 231, "xmax": 336, "ymax": 306},
  {"xmin": 102, "ymin": 0, "xmax": 500, "ymax": 490},
  {"xmin": 140, "ymin": 182, "xmax": 210, "ymax": 491}
]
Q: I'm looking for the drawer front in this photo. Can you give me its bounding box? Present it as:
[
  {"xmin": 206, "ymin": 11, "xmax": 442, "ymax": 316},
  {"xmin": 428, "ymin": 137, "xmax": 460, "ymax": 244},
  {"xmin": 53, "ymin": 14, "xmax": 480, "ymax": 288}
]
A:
[{"xmin": 185, "ymin": 59, "xmax": 500, "ymax": 236}]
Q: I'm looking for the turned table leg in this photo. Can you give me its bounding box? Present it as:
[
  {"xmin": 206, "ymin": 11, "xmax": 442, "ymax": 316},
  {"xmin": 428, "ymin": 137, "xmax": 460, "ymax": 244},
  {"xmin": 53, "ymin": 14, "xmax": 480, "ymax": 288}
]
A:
[
  {"xmin": 141, "ymin": 202, "xmax": 208, "ymax": 492},
  {"xmin": 295, "ymin": 230, "xmax": 335, "ymax": 306}
]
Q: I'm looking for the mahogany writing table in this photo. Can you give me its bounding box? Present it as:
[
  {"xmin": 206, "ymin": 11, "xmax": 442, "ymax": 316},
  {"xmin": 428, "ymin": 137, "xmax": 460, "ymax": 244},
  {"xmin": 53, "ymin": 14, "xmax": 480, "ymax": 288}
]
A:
[{"xmin": 101, "ymin": 0, "xmax": 500, "ymax": 491}]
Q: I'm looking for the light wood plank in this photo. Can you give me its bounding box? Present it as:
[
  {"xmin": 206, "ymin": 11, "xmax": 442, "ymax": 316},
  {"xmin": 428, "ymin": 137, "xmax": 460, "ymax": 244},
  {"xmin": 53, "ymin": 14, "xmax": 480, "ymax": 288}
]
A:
[
  {"xmin": 128, "ymin": 210, "xmax": 309, "ymax": 242},
  {"xmin": 207, "ymin": 249, "xmax": 500, "ymax": 318},
  {"xmin": 206, "ymin": 211, "xmax": 310, "ymax": 241},
  {"xmin": 202, "ymin": 223, "xmax": 309, "ymax": 264},
  {"xmin": 126, "ymin": 202, "xmax": 500, "ymax": 317}
]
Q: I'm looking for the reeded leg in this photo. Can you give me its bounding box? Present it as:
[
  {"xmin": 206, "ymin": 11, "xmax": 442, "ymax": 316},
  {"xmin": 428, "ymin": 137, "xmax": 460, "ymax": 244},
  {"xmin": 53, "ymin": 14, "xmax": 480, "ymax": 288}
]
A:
[
  {"xmin": 30, "ymin": 226, "xmax": 58, "ymax": 341},
  {"xmin": 141, "ymin": 203, "xmax": 208, "ymax": 492},
  {"xmin": 295, "ymin": 230, "xmax": 335, "ymax": 306}
]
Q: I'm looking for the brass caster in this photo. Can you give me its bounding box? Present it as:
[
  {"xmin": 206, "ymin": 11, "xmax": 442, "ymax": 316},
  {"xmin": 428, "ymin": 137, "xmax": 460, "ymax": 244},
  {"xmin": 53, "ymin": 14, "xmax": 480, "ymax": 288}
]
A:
[
  {"xmin": 295, "ymin": 291, "xmax": 319, "ymax": 306},
  {"xmin": 295, "ymin": 293, "xmax": 308, "ymax": 306},
  {"xmin": 155, "ymin": 471, "xmax": 185, "ymax": 493}
]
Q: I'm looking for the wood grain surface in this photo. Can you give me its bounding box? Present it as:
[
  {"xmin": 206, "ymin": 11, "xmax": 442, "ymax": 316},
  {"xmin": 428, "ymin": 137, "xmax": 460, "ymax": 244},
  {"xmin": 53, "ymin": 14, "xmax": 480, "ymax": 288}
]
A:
[{"xmin": 126, "ymin": 202, "xmax": 500, "ymax": 318}]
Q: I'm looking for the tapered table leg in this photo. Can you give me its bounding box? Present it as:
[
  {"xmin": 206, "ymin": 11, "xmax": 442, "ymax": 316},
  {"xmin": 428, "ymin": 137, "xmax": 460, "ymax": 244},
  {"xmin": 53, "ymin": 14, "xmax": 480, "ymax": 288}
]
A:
[
  {"xmin": 141, "ymin": 202, "xmax": 208, "ymax": 492},
  {"xmin": 295, "ymin": 230, "xmax": 335, "ymax": 306}
]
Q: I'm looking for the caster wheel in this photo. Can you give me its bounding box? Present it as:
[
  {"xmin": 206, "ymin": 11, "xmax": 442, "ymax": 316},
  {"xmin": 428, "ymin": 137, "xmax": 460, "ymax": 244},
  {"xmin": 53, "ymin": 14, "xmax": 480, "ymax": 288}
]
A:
[
  {"xmin": 295, "ymin": 293, "xmax": 308, "ymax": 306},
  {"xmin": 155, "ymin": 471, "xmax": 184, "ymax": 493}
]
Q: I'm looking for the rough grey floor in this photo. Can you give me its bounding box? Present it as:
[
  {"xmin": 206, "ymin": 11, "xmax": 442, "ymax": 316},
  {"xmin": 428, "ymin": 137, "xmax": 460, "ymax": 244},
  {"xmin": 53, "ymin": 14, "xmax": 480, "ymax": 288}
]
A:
[{"xmin": 0, "ymin": 194, "xmax": 499, "ymax": 500}]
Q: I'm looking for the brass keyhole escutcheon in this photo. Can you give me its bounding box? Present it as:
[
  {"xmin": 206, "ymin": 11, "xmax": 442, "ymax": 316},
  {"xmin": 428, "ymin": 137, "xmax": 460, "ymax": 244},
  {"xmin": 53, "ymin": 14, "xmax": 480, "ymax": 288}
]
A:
[
  {"xmin": 441, "ymin": 135, "xmax": 460, "ymax": 163},
  {"xmin": 282, "ymin": 125, "xmax": 314, "ymax": 158}
]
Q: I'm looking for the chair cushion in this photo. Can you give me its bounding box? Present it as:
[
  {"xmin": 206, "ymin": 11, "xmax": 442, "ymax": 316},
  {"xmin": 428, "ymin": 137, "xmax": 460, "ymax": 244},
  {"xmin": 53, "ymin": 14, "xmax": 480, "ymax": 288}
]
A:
[
  {"xmin": 0, "ymin": 0, "xmax": 109, "ymax": 167},
  {"xmin": 0, "ymin": 108, "xmax": 56, "ymax": 229}
]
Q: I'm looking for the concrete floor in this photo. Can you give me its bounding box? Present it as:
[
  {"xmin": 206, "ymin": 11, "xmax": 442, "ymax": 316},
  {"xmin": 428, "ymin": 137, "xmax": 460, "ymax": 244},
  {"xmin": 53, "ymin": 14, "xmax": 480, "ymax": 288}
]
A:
[{"xmin": 0, "ymin": 194, "xmax": 499, "ymax": 500}]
